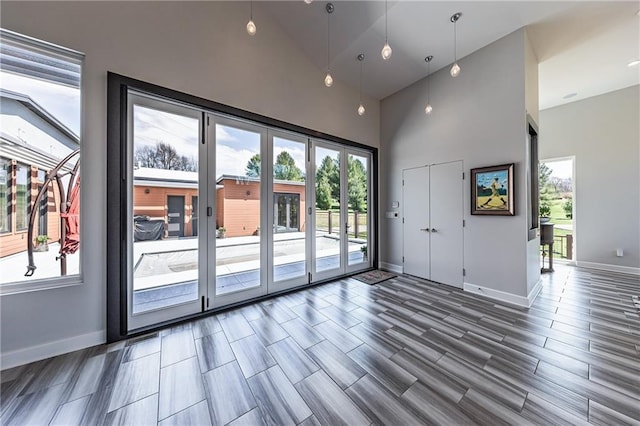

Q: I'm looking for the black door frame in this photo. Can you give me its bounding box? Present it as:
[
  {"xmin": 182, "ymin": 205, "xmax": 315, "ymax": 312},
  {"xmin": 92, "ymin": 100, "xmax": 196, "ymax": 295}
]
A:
[{"xmin": 106, "ymin": 72, "xmax": 378, "ymax": 343}]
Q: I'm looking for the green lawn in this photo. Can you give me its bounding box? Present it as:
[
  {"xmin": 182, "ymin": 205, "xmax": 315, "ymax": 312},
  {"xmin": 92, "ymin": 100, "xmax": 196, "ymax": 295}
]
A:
[
  {"xmin": 541, "ymin": 198, "xmax": 574, "ymax": 258},
  {"xmin": 549, "ymin": 199, "xmax": 572, "ymax": 226}
]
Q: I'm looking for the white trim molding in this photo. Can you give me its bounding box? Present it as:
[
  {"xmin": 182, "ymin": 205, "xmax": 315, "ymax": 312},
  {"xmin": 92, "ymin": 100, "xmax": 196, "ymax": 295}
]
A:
[
  {"xmin": 576, "ymin": 261, "xmax": 640, "ymax": 276},
  {"xmin": 380, "ymin": 262, "xmax": 403, "ymax": 274},
  {"xmin": 1, "ymin": 330, "xmax": 104, "ymax": 370},
  {"xmin": 464, "ymin": 279, "xmax": 542, "ymax": 308}
]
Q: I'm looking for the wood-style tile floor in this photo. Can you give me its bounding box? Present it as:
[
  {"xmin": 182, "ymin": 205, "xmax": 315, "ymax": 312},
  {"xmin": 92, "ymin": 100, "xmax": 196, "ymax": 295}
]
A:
[{"xmin": 1, "ymin": 265, "xmax": 639, "ymax": 425}]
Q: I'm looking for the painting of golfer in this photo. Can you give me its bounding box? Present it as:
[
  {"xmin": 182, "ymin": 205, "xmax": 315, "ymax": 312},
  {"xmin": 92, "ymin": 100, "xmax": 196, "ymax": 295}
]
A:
[{"xmin": 471, "ymin": 163, "xmax": 514, "ymax": 215}]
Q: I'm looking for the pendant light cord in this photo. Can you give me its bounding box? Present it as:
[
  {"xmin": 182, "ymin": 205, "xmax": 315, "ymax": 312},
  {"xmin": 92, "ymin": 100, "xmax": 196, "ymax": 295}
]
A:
[
  {"xmin": 385, "ymin": 0, "xmax": 388, "ymax": 42},
  {"xmin": 359, "ymin": 60, "xmax": 363, "ymax": 102},
  {"xmin": 453, "ymin": 20, "xmax": 457, "ymax": 62},
  {"xmin": 327, "ymin": 9, "xmax": 331, "ymax": 71},
  {"xmin": 250, "ymin": 0, "xmax": 253, "ymax": 20},
  {"xmin": 427, "ymin": 62, "xmax": 430, "ymax": 102}
]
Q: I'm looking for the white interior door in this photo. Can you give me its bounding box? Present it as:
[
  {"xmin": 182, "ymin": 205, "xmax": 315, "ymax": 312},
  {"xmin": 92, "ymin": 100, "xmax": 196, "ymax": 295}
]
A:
[
  {"xmin": 430, "ymin": 161, "xmax": 464, "ymax": 288},
  {"xmin": 402, "ymin": 167, "xmax": 430, "ymax": 279}
]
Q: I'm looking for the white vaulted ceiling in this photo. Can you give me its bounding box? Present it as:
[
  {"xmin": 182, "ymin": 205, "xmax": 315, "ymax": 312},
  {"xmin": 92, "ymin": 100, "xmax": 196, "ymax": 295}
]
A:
[{"xmin": 258, "ymin": 1, "xmax": 639, "ymax": 109}]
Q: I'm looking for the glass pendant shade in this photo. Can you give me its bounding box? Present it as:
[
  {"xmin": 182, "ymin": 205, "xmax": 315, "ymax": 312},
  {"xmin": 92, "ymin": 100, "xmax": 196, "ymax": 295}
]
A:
[
  {"xmin": 450, "ymin": 62, "xmax": 461, "ymax": 77},
  {"xmin": 358, "ymin": 103, "xmax": 366, "ymax": 116},
  {"xmin": 324, "ymin": 72, "xmax": 334, "ymax": 87},
  {"xmin": 381, "ymin": 42, "xmax": 392, "ymax": 60},
  {"xmin": 425, "ymin": 104, "xmax": 433, "ymax": 115},
  {"xmin": 304, "ymin": 0, "xmax": 313, "ymax": 3},
  {"xmin": 246, "ymin": 19, "xmax": 257, "ymax": 36}
]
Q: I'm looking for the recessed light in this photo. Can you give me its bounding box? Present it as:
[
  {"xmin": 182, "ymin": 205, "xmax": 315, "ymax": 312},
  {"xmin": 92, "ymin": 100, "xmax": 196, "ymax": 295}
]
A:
[
  {"xmin": 562, "ymin": 92, "xmax": 577, "ymax": 99},
  {"xmin": 628, "ymin": 59, "xmax": 640, "ymax": 67}
]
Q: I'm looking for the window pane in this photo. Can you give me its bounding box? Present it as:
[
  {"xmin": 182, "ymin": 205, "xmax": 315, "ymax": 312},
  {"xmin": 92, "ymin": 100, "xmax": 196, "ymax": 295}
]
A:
[
  {"xmin": 347, "ymin": 153, "xmax": 368, "ymax": 266},
  {"xmin": 0, "ymin": 29, "xmax": 82, "ymax": 285},
  {"xmin": 15, "ymin": 163, "xmax": 29, "ymax": 230},
  {"xmin": 215, "ymin": 123, "xmax": 262, "ymax": 295},
  {"xmin": 0, "ymin": 159, "xmax": 10, "ymax": 233},
  {"xmin": 273, "ymin": 137, "xmax": 306, "ymax": 282},
  {"xmin": 131, "ymin": 104, "xmax": 200, "ymax": 314},
  {"xmin": 314, "ymin": 146, "xmax": 341, "ymax": 273}
]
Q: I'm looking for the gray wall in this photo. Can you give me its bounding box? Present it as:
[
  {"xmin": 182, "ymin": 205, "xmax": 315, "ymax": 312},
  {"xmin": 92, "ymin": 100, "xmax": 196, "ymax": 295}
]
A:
[
  {"xmin": 380, "ymin": 29, "xmax": 535, "ymax": 297},
  {"xmin": 0, "ymin": 1, "xmax": 379, "ymax": 359},
  {"xmin": 539, "ymin": 85, "xmax": 640, "ymax": 270}
]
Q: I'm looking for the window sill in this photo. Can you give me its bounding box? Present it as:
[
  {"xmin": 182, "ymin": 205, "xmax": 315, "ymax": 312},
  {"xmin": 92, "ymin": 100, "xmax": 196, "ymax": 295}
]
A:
[{"xmin": 0, "ymin": 275, "xmax": 83, "ymax": 296}]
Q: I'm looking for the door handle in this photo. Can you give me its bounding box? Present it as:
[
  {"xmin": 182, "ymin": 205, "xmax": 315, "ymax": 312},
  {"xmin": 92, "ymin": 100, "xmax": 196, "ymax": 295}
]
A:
[
  {"xmin": 420, "ymin": 228, "xmax": 430, "ymax": 232},
  {"xmin": 431, "ymin": 228, "xmax": 438, "ymax": 233}
]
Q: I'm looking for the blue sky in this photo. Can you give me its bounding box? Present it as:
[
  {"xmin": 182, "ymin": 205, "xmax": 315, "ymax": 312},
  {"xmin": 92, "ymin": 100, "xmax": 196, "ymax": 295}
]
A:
[
  {"xmin": 2, "ymin": 71, "xmax": 308, "ymax": 179},
  {"xmin": 133, "ymin": 105, "xmax": 307, "ymax": 178}
]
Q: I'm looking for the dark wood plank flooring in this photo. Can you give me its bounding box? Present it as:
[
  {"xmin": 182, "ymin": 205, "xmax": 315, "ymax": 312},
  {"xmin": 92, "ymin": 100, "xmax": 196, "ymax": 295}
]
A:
[{"xmin": 1, "ymin": 265, "xmax": 639, "ymax": 425}]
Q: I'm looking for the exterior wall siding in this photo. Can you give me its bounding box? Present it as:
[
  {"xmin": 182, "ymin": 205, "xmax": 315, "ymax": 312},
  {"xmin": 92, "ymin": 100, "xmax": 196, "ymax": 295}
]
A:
[
  {"xmin": 133, "ymin": 185, "xmax": 198, "ymax": 237},
  {"xmin": 0, "ymin": 164, "xmax": 61, "ymax": 258},
  {"xmin": 217, "ymin": 178, "xmax": 306, "ymax": 238}
]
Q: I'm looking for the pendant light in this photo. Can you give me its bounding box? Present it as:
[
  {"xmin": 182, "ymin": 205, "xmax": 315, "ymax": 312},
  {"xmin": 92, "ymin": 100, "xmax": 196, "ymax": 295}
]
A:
[
  {"xmin": 424, "ymin": 55, "xmax": 433, "ymax": 115},
  {"xmin": 246, "ymin": 1, "xmax": 257, "ymax": 36},
  {"xmin": 324, "ymin": 3, "xmax": 334, "ymax": 87},
  {"xmin": 357, "ymin": 53, "xmax": 366, "ymax": 116},
  {"xmin": 450, "ymin": 12, "xmax": 462, "ymax": 77},
  {"xmin": 304, "ymin": 0, "xmax": 313, "ymax": 3},
  {"xmin": 381, "ymin": 0, "xmax": 392, "ymax": 60}
]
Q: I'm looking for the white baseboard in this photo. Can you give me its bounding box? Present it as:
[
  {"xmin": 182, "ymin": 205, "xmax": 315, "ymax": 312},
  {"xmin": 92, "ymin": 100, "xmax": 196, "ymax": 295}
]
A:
[
  {"xmin": 464, "ymin": 279, "xmax": 542, "ymax": 308},
  {"xmin": 380, "ymin": 262, "xmax": 403, "ymax": 274},
  {"xmin": 1, "ymin": 330, "xmax": 105, "ymax": 370},
  {"xmin": 576, "ymin": 261, "xmax": 640, "ymax": 276}
]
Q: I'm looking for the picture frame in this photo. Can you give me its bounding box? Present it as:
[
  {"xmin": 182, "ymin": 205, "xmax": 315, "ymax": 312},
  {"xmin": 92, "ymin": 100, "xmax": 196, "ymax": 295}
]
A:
[{"xmin": 470, "ymin": 163, "xmax": 514, "ymax": 216}]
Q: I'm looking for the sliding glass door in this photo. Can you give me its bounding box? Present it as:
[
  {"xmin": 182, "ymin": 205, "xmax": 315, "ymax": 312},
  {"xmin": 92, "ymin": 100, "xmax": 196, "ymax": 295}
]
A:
[
  {"xmin": 207, "ymin": 115, "xmax": 268, "ymax": 307},
  {"xmin": 311, "ymin": 142, "xmax": 372, "ymax": 281},
  {"xmin": 269, "ymin": 131, "xmax": 310, "ymax": 292},
  {"xmin": 312, "ymin": 142, "xmax": 344, "ymax": 280},
  {"xmin": 124, "ymin": 91, "xmax": 373, "ymax": 333},
  {"xmin": 127, "ymin": 93, "xmax": 205, "ymax": 330},
  {"xmin": 346, "ymin": 150, "xmax": 371, "ymax": 272}
]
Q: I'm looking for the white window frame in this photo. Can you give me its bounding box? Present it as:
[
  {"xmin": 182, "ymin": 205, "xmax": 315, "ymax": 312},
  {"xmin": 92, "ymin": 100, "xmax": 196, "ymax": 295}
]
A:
[{"xmin": 0, "ymin": 29, "xmax": 84, "ymax": 295}]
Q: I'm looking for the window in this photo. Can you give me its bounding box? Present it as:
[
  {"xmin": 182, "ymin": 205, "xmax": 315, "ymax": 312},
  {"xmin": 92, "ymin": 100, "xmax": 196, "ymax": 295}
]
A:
[
  {"xmin": 15, "ymin": 163, "xmax": 29, "ymax": 231},
  {"xmin": 0, "ymin": 158, "xmax": 10, "ymax": 233},
  {"xmin": 37, "ymin": 169, "xmax": 48, "ymax": 237},
  {"xmin": 0, "ymin": 29, "xmax": 83, "ymax": 291}
]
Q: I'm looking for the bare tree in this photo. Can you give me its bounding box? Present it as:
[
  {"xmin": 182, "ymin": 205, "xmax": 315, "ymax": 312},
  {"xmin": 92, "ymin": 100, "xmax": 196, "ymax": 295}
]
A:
[{"xmin": 135, "ymin": 142, "xmax": 197, "ymax": 171}]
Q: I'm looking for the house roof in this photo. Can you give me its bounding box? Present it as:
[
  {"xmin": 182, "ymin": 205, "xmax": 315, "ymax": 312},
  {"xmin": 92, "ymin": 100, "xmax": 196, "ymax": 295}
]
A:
[
  {"xmin": 0, "ymin": 88, "xmax": 79, "ymax": 144},
  {"xmin": 133, "ymin": 169, "xmax": 306, "ymax": 189},
  {"xmin": 217, "ymin": 174, "xmax": 305, "ymax": 186},
  {"xmin": 0, "ymin": 89, "xmax": 79, "ymax": 171}
]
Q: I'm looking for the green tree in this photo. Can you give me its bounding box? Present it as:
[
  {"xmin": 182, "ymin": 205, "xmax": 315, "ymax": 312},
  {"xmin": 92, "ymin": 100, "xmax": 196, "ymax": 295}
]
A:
[
  {"xmin": 245, "ymin": 154, "xmax": 261, "ymax": 177},
  {"xmin": 274, "ymin": 151, "xmax": 303, "ymax": 181},
  {"xmin": 316, "ymin": 176, "xmax": 333, "ymax": 210},
  {"xmin": 316, "ymin": 156, "xmax": 339, "ymax": 206},
  {"xmin": 347, "ymin": 155, "xmax": 367, "ymax": 211},
  {"xmin": 539, "ymin": 163, "xmax": 552, "ymax": 190},
  {"xmin": 539, "ymin": 163, "xmax": 555, "ymax": 217}
]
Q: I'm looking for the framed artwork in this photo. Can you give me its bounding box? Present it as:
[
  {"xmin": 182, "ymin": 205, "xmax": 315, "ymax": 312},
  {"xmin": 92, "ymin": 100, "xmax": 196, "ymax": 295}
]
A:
[{"xmin": 471, "ymin": 163, "xmax": 514, "ymax": 216}]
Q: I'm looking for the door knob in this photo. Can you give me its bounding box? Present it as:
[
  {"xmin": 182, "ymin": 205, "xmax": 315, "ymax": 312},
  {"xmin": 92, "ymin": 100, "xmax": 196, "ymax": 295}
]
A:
[
  {"xmin": 420, "ymin": 228, "xmax": 430, "ymax": 232},
  {"xmin": 431, "ymin": 228, "xmax": 438, "ymax": 233}
]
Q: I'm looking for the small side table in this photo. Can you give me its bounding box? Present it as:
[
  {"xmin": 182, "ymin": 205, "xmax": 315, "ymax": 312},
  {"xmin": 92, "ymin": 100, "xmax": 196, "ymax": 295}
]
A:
[{"xmin": 540, "ymin": 222, "xmax": 554, "ymax": 273}]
